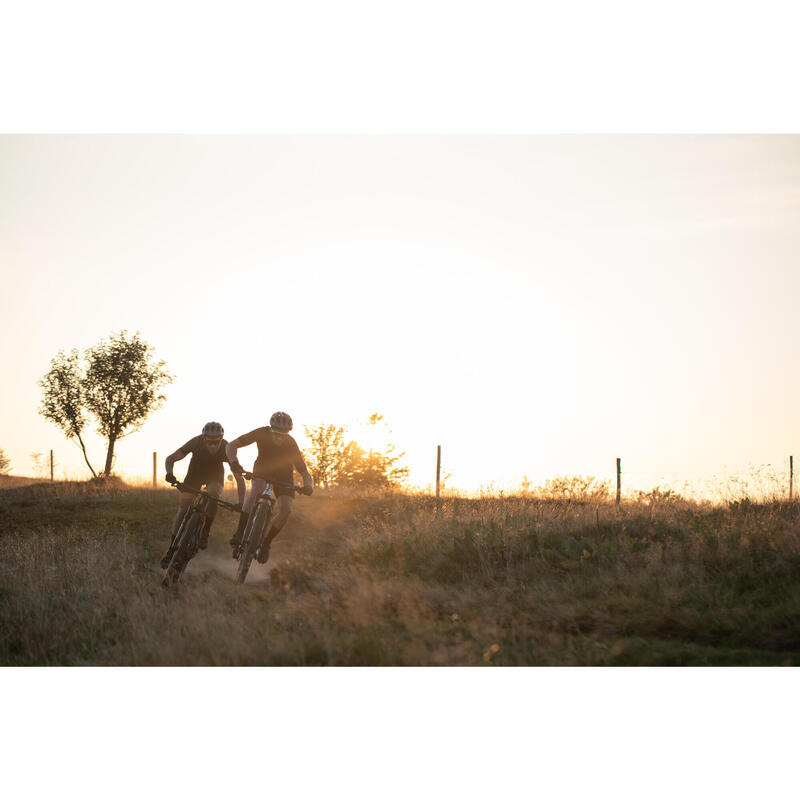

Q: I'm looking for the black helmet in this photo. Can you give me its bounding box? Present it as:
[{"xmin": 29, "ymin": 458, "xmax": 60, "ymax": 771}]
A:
[
  {"xmin": 269, "ymin": 411, "xmax": 293, "ymax": 433},
  {"xmin": 202, "ymin": 421, "xmax": 224, "ymax": 437}
]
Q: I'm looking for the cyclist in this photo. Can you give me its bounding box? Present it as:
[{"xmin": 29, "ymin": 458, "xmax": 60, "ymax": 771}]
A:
[
  {"xmin": 160, "ymin": 421, "xmax": 246, "ymax": 568},
  {"xmin": 226, "ymin": 411, "xmax": 313, "ymax": 564}
]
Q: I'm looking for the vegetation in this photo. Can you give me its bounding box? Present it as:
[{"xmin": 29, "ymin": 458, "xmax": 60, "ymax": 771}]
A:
[
  {"xmin": 304, "ymin": 423, "xmax": 347, "ymax": 488},
  {"xmin": 304, "ymin": 414, "xmax": 409, "ymax": 489},
  {"xmin": 1, "ymin": 479, "xmax": 798, "ymax": 665},
  {"xmin": 0, "ymin": 448, "xmax": 10, "ymax": 475},
  {"xmin": 534, "ymin": 474, "xmax": 611, "ymax": 502},
  {"xmin": 39, "ymin": 331, "xmax": 173, "ymax": 477}
]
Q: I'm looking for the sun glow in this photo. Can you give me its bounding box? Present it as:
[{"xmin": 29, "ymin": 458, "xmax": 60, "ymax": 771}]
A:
[{"xmin": 2, "ymin": 136, "xmax": 800, "ymax": 498}]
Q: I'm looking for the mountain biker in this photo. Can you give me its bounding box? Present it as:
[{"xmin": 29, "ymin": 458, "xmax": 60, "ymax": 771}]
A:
[
  {"xmin": 161, "ymin": 421, "xmax": 246, "ymax": 568},
  {"xmin": 226, "ymin": 411, "xmax": 313, "ymax": 564}
]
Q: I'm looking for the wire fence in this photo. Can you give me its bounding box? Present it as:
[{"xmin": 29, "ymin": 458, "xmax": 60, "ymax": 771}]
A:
[
  {"xmin": 434, "ymin": 450, "xmax": 798, "ymax": 504},
  {"xmin": 16, "ymin": 449, "xmax": 799, "ymax": 505}
]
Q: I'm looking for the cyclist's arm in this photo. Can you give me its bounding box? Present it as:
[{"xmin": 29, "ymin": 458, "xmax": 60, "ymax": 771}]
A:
[
  {"xmin": 225, "ymin": 429, "xmax": 258, "ymax": 473},
  {"xmin": 164, "ymin": 447, "xmax": 188, "ymax": 479},
  {"xmin": 294, "ymin": 450, "xmax": 314, "ymax": 492},
  {"xmin": 225, "ymin": 439, "xmax": 243, "ymax": 472},
  {"xmin": 233, "ymin": 470, "xmax": 246, "ymax": 505}
]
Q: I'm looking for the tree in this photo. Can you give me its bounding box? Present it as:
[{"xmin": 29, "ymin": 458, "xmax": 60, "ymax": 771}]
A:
[
  {"xmin": 39, "ymin": 349, "xmax": 96, "ymax": 477},
  {"xmin": 303, "ymin": 423, "xmax": 348, "ymax": 488},
  {"xmin": 39, "ymin": 331, "xmax": 173, "ymax": 477},
  {"xmin": 344, "ymin": 413, "xmax": 409, "ymax": 489},
  {"xmin": 338, "ymin": 441, "xmax": 410, "ymax": 489},
  {"xmin": 0, "ymin": 448, "xmax": 10, "ymax": 475},
  {"xmin": 303, "ymin": 415, "xmax": 409, "ymax": 490}
]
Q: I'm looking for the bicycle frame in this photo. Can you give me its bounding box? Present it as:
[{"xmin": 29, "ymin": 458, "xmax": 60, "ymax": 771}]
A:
[
  {"xmin": 234, "ymin": 474, "xmax": 304, "ymax": 583},
  {"xmin": 161, "ymin": 482, "xmax": 241, "ymax": 586},
  {"xmin": 242, "ymin": 476, "xmax": 303, "ymax": 532},
  {"xmin": 172, "ymin": 483, "xmax": 239, "ymax": 541}
]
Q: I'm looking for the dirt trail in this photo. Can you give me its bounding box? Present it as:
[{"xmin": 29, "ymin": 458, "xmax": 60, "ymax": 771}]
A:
[{"xmin": 183, "ymin": 511, "xmax": 322, "ymax": 587}]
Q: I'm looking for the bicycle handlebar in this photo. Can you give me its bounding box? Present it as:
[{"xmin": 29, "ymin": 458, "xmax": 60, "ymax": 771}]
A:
[
  {"xmin": 171, "ymin": 482, "xmax": 241, "ymax": 511},
  {"xmin": 240, "ymin": 472, "xmax": 307, "ymax": 493}
]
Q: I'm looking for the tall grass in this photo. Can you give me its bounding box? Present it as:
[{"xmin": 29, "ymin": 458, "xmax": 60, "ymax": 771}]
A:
[{"xmin": 1, "ymin": 481, "xmax": 798, "ymax": 665}]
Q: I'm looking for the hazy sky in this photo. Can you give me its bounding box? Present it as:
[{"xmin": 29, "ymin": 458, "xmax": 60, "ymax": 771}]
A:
[{"xmin": 1, "ymin": 135, "xmax": 799, "ymax": 493}]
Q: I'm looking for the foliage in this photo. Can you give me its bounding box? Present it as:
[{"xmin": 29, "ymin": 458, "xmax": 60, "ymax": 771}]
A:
[
  {"xmin": 536, "ymin": 474, "xmax": 611, "ymax": 502},
  {"xmin": 303, "ymin": 424, "xmax": 347, "ymax": 488},
  {"xmin": 304, "ymin": 415, "xmax": 409, "ymax": 490},
  {"xmin": 39, "ymin": 331, "xmax": 173, "ymax": 477},
  {"xmin": 0, "ymin": 448, "xmax": 10, "ymax": 475},
  {"xmin": 338, "ymin": 441, "xmax": 410, "ymax": 489},
  {"xmin": 38, "ymin": 349, "xmax": 96, "ymax": 476},
  {"xmin": 635, "ymin": 487, "xmax": 685, "ymax": 507}
]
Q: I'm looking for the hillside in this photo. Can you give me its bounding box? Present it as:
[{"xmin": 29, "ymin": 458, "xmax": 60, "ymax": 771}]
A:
[{"xmin": 1, "ymin": 481, "xmax": 798, "ymax": 665}]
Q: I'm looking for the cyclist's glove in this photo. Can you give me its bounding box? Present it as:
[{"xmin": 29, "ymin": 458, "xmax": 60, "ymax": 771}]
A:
[{"xmin": 165, "ymin": 472, "xmax": 177, "ymax": 485}]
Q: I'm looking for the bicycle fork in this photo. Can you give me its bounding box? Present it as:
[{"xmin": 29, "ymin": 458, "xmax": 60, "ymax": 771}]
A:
[
  {"xmin": 244, "ymin": 493, "xmax": 275, "ymax": 557},
  {"xmin": 165, "ymin": 502, "xmax": 208, "ymax": 562}
]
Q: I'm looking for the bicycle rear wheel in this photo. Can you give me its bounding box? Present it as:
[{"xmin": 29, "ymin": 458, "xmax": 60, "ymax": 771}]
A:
[
  {"xmin": 163, "ymin": 512, "xmax": 203, "ymax": 587},
  {"xmin": 235, "ymin": 502, "xmax": 271, "ymax": 585}
]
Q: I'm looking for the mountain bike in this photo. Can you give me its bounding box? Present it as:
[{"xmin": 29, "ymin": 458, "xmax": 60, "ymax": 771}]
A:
[
  {"xmin": 233, "ymin": 473, "xmax": 305, "ymax": 585},
  {"xmin": 161, "ymin": 482, "xmax": 241, "ymax": 587}
]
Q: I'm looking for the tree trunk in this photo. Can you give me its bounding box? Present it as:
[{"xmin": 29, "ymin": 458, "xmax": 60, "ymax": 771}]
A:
[
  {"xmin": 74, "ymin": 431, "xmax": 98, "ymax": 479},
  {"xmin": 103, "ymin": 436, "xmax": 116, "ymax": 477}
]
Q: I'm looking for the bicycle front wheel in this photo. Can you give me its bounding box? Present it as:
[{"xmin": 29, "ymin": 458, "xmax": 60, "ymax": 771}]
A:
[
  {"xmin": 163, "ymin": 511, "xmax": 204, "ymax": 586},
  {"xmin": 235, "ymin": 502, "xmax": 271, "ymax": 585}
]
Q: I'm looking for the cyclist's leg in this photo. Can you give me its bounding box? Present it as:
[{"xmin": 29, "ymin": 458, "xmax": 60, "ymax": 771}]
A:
[
  {"xmin": 199, "ymin": 479, "xmax": 223, "ymax": 548},
  {"xmin": 162, "ymin": 489, "xmax": 194, "ymax": 568},
  {"xmin": 264, "ymin": 494, "xmax": 293, "ymax": 547},
  {"xmin": 257, "ymin": 494, "xmax": 293, "ymax": 563},
  {"xmin": 172, "ymin": 492, "xmax": 194, "ymax": 537},
  {"xmin": 205, "ymin": 479, "xmax": 222, "ymax": 520},
  {"xmin": 243, "ymin": 478, "xmax": 265, "ymax": 513},
  {"xmin": 230, "ymin": 477, "xmax": 266, "ymax": 545}
]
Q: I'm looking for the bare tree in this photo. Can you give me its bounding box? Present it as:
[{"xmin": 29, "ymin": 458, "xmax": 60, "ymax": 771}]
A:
[
  {"xmin": 0, "ymin": 448, "xmax": 10, "ymax": 475},
  {"xmin": 39, "ymin": 331, "xmax": 173, "ymax": 477}
]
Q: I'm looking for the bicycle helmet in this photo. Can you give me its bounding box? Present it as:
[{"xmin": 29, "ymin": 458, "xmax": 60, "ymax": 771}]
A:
[
  {"xmin": 202, "ymin": 421, "xmax": 224, "ymax": 437},
  {"xmin": 269, "ymin": 411, "xmax": 293, "ymax": 433}
]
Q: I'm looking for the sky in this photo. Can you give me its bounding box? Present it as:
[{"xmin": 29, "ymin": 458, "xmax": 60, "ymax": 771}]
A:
[{"xmin": 1, "ymin": 135, "xmax": 799, "ymax": 495}]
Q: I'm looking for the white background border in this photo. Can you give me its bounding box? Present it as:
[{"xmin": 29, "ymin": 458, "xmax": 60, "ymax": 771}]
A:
[{"xmin": 2, "ymin": 1, "xmax": 798, "ymax": 797}]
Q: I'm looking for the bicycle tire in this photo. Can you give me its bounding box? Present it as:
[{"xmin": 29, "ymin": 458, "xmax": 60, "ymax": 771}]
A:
[
  {"xmin": 164, "ymin": 511, "xmax": 204, "ymax": 586},
  {"xmin": 235, "ymin": 501, "xmax": 271, "ymax": 585}
]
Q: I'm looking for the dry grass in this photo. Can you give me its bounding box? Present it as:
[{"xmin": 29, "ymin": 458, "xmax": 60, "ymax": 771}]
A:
[{"xmin": 1, "ymin": 481, "xmax": 799, "ymax": 665}]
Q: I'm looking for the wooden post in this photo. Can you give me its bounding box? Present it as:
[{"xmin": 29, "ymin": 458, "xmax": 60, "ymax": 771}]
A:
[
  {"xmin": 435, "ymin": 445, "xmax": 441, "ymax": 498},
  {"xmin": 50, "ymin": 450, "xmax": 54, "ymax": 482},
  {"xmin": 153, "ymin": 452, "xmax": 157, "ymax": 489},
  {"xmin": 615, "ymin": 457, "xmax": 621, "ymax": 506},
  {"xmin": 790, "ymin": 455, "xmax": 794, "ymax": 502}
]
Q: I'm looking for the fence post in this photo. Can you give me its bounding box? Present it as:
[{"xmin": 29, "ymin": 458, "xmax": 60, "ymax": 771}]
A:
[
  {"xmin": 153, "ymin": 452, "xmax": 157, "ymax": 489},
  {"xmin": 790, "ymin": 455, "xmax": 794, "ymax": 502},
  {"xmin": 50, "ymin": 450, "xmax": 54, "ymax": 482},
  {"xmin": 435, "ymin": 445, "xmax": 441, "ymax": 498},
  {"xmin": 615, "ymin": 457, "xmax": 621, "ymax": 506}
]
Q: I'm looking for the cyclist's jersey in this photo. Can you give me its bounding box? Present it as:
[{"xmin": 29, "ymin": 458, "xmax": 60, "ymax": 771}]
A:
[
  {"xmin": 179, "ymin": 436, "xmax": 231, "ymax": 485},
  {"xmin": 237, "ymin": 426, "xmax": 307, "ymax": 486}
]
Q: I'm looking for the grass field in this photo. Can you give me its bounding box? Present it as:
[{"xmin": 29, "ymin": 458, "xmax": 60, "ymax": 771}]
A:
[{"xmin": 1, "ymin": 479, "xmax": 799, "ymax": 665}]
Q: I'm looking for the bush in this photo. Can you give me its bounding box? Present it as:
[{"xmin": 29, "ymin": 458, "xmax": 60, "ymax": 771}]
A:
[{"xmin": 535, "ymin": 475, "xmax": 611, "ymax": 502}]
